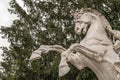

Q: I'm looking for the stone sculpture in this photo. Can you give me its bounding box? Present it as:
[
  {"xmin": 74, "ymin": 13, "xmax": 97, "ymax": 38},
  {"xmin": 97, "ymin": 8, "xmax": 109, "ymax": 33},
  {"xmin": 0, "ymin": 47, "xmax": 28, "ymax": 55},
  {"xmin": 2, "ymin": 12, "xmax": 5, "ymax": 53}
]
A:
[{"xmin": 29, "ymin": 8, "xmax": 120, "ymax": 80}]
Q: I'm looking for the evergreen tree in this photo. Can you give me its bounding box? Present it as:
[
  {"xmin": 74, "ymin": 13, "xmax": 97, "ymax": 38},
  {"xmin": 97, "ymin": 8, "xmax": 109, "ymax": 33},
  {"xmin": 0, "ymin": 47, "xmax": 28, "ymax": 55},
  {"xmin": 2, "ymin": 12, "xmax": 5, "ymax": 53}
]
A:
[{"xmin": 0, "ymin": 0, "xmax": 120, "ymax": 80}]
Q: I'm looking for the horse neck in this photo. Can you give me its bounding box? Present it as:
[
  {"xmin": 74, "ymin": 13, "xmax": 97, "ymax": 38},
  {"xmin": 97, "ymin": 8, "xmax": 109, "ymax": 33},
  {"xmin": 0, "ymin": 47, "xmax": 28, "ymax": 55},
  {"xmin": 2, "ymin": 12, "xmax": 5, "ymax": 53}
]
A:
[
  {"xmin": 84, "ymin": 20, "xmax": 110, "ymax": 42},
  {"xmin": 81, "ymin": 19, "xmax": 113, "ymax": 46},
  {"xmin": 87, "ymin": 20, "xmax": 107, "ymax": 37}
]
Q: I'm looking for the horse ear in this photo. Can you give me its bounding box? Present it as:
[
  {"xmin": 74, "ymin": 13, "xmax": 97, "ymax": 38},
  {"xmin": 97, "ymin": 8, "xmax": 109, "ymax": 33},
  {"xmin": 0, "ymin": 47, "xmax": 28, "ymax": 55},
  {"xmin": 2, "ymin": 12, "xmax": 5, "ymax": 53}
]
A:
[
  {"xmin": 70, "ymin": 9, "xmax": 83, "ymax": 17},
  {"xmin": 70, "ymin": 9, "xmax": 79, "ymax": 17}
]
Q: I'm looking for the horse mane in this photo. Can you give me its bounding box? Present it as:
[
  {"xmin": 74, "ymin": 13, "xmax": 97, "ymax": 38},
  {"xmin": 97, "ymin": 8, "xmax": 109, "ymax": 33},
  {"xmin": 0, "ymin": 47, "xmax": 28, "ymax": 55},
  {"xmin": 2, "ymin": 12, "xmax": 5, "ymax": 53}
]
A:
[
  {"xmin": 72, "ymin": 8, "xmax": 113, "ymax": 40},
  {"xmin": 72, "ymin": 8, "xmax": 112, "ymax": 30}
]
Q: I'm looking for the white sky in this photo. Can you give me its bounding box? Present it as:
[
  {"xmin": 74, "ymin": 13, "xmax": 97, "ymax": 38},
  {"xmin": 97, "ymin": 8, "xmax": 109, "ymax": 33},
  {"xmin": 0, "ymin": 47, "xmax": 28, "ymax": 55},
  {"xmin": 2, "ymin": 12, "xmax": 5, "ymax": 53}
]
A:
[{"xmin": 0, "ymin": 0, "xmax": 23, "ymax": 61}]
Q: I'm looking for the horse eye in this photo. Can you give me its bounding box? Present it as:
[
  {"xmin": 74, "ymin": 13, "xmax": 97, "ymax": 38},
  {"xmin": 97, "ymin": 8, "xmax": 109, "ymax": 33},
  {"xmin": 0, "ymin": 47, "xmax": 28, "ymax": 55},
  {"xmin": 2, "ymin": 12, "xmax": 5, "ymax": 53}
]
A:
[{"xmin": 76, "ymin": 27, "xmax": 79, "ymax": 30}]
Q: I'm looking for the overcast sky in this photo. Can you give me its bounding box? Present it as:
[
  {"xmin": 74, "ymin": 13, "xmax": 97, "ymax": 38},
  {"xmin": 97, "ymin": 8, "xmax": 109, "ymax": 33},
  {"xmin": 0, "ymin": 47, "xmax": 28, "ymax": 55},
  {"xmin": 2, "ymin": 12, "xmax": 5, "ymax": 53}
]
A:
[{"xmin": 0, "ymin": 0, "xmax": 23, "ymax": 61}]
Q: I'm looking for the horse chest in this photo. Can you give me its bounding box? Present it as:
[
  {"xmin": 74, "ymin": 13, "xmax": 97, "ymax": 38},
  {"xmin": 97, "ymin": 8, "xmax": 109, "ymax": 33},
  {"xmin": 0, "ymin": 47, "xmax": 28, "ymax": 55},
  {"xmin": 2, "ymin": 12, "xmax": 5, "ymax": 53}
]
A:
[
  {"xmin": 80, "ymin": 36, "xmax": 112, "ymax": 46},
  {"xmin": 84, "ymin": 57, "xmax": 117, "ymax": 80}
]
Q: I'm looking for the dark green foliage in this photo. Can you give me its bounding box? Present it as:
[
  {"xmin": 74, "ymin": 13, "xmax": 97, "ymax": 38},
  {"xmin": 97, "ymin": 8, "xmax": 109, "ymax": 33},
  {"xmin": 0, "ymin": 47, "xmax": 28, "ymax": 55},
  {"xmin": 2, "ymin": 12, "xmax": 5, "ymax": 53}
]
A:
[{"xmin": 0, "ymin": 0, "xmax": 120, "ymax": 80}]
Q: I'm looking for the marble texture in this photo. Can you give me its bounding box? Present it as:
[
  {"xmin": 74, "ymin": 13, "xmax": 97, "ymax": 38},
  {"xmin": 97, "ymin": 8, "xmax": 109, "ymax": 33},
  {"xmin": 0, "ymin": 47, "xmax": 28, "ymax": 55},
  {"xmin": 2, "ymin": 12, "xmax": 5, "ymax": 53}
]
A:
[{"xmin": 30, "ymin": 8, "xmax": 120, "ymax": 80}]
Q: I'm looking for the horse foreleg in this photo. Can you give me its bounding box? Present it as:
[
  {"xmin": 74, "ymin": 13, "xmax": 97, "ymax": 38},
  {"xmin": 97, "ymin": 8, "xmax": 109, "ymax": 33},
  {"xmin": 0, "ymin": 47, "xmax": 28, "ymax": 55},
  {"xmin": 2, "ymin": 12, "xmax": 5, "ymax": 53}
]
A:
[
  {"xmin": 59, "ymin": 51, "xmax": 86, "ymax": 77},
  {"xmin": 69, "ymin": 43, "xmax": 103, "ymax": 62},
  {"xmin": 68, "ymin": 53, "xmax": 86, "ymax": 70},
  {"xmin": 58, "ymin": 49, "xmax": 72, "ymax": 77},
  {"xmin": 29, "ymin": 45, "xmax": 72, "ymax": 77},
  {"xmin": 29, "ymin": 45, "xmax": 66, "ymax": 61}
]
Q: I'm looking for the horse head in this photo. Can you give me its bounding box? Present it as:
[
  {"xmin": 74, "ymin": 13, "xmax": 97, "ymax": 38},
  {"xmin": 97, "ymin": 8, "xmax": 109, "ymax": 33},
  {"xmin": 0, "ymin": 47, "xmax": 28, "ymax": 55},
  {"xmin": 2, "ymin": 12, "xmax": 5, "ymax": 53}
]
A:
[
  {"xmin": 73, "ymin": 8, "xmax": 112, "ymax": 37},
  {"xmin": 74, "ymin": 13, "xmax": 92, "ymax": 35}
]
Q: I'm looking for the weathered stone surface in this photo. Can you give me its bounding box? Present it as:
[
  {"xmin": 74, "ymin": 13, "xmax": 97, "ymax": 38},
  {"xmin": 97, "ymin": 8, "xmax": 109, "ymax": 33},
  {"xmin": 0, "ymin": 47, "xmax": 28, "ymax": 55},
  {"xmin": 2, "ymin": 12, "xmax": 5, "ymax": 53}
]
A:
[{"xmin": 30, "ymin": 8, "xmax": 120, "ymax": 80}]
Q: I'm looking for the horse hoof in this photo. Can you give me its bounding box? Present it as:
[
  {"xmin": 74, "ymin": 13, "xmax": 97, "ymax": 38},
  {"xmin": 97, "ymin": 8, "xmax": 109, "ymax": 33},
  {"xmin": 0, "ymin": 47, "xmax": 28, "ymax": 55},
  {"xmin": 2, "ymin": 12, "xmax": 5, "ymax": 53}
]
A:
[
  {"xmin": 29, "ymin": 53, "xmax": 41, "ymax": 61},
  {"xmin": 59, "ymin": 64, "xmax": 70, "ymax": 77}
]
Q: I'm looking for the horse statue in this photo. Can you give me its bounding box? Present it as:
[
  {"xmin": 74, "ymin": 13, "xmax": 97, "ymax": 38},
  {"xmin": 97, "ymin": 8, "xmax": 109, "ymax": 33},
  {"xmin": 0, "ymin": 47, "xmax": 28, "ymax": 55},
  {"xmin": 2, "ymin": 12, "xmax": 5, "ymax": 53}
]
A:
[{"xmin": 29, "ymin": 8, "xmax": 120, "ymax": 80}]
